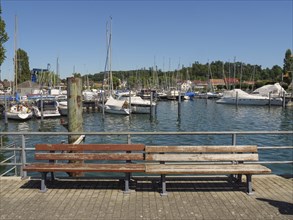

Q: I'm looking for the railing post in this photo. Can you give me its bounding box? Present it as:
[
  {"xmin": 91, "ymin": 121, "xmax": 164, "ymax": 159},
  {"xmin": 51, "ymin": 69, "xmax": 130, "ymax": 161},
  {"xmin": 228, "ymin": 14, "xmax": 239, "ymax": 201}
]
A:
[
  {"xmin": 21, "ymin": 134, "xmax": 27, "ymax": 178},
  {"xmin": 150, "ymin": 92, "xmax": 153, "ymax": 119},
  {"xmin": 41, "ymin": 93, "xmax": 44, "ymax": 121},
  {"xmin": 14, "ymin": 146, "xmax": 17, "ymax": 176},
  {"xmin": 232, "ymin": 133, "xmax": 237, "ymax": 146},
  {"xmin": 127, "ymin": 134, "xmax": 131, "ymax": 144},
  {"xmin": 282, "ymin": 91, "xmax": 286, "ymax": 108}
]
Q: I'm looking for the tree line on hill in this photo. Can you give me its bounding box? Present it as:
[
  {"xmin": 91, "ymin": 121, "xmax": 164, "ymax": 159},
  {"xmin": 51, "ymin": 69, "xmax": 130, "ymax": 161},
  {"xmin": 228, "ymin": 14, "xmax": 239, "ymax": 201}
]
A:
[{"xmin": 87, "ymin": 50, "xmax": 292, "ymax": 91}]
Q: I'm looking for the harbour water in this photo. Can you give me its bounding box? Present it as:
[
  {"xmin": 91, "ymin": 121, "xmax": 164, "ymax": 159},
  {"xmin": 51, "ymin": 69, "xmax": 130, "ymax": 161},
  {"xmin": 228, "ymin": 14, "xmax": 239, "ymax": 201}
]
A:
[{"xmin": 1, "ymin": 99, "xmax": 292, "ymax": 175}]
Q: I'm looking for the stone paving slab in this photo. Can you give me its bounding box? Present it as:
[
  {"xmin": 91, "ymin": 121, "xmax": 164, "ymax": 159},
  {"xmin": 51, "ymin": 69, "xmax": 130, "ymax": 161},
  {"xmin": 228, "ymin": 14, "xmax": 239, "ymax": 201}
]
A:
[{"xmin": 0, "ymin": 175, "xmax": 292, "ymax": 219}]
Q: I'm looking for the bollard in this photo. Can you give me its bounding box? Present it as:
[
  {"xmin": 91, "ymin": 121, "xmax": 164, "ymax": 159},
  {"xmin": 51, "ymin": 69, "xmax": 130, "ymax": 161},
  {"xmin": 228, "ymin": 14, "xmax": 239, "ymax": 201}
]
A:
[
  {"xmin": 269, "ymin": 92, "xmax": 272, "ymax": 108},
  {"xmin": 236, "ymin": 91, "xmax": 239, "ymax": 108}
]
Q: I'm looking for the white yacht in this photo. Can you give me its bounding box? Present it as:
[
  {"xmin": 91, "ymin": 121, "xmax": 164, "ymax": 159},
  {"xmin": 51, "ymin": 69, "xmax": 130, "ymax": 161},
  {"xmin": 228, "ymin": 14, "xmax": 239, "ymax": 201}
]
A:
[
  {"xmin": 216, "ymin": 87, "xmax": 284, "ymax": 106},
  {"xmin": 32, "ymin": 99, "xmax": 61, "ymax": 118}
]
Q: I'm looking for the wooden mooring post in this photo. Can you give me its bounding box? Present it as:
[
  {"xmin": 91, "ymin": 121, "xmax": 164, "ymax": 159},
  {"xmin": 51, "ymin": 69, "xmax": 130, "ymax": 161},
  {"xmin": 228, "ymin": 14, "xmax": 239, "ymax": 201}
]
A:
[
  {"xmin": 67, "ymin": 77, "xmax": 84, "ymax": 177},
  {"xmin": 67, "ymin": 77, "xmax": 83, "ymax": 144},
  {"xmin": 178, "ymin": 90, "xmax": 181, "ymax": 119}
]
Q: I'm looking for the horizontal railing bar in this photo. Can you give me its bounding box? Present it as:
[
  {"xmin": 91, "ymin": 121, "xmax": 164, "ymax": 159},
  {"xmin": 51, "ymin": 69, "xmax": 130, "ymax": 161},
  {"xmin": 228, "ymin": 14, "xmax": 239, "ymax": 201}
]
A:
[
  {"xmin": 248, "ymin": 161, "xmax": 293, "ymax": 164},
  {"xmin": 0, "ymin": 148, "xmax": 34, "ymax": 151},
  {"xmin": 0, "ymin": 163, "xmax": 23, "ymax": 166},
  {"xmin": 258, "ymin": 146, "xmax": 293, "ymax": 149},
  {"xmin": 0, "ymin": 145, "xmax": 293, "ymax": 151},
  {"xmin": 0, "ymin": 131, "xmax": 292, "ymax": 136}
]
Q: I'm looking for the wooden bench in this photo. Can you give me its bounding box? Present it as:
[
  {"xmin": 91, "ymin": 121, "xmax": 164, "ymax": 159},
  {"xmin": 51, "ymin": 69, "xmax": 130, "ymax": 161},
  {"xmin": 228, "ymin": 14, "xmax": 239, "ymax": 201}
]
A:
[
  {"xmin": 144, "ymin": 145, "xmax": 271, "ymax": 195},
  {"xmin": 23, "ymin": 143, "xmax": 145, "ymax": 193}
]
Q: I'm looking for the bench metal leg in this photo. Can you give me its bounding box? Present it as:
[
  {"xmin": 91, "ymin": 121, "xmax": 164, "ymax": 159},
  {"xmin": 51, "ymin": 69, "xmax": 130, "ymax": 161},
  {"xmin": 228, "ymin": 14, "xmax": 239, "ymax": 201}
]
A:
[
  {"xmin": 123, "ymin": 173, "xmax": 131, "ymax": 194},
  {"xmin": 236, "ymin": 174, "xmax": 242, "ymax": 183},
  {"xmin": 50, "ymin": 172, "xmax": 55, "ymax": 181},
  {"xmin": 246, "ymin": 174, "xmax": 253, "ymax": 195},
  {"xmin": 160, "ymin": 174, "xmax": 168, "ymax": 196},
  {"xmin": 40, "ymin": 172, "xmax": 48, "ymax": 193}
]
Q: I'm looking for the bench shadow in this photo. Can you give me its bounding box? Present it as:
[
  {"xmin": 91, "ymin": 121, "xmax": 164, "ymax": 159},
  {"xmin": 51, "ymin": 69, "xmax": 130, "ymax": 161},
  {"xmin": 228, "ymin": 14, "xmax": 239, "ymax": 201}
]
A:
[
  {"xmin": 257, "ymin": 198, "xmax": 293, "ymax": 215},
  {"xmin": 20, "ymin": 178, "xmax": 127, "ymax": 191},
  {"xmin": 20, "ymin": 176, "xmax": 248, "ymax": 193},
  {"xmin": 135, "ymin": 176, "xmax": 247, "ymax": 193}
]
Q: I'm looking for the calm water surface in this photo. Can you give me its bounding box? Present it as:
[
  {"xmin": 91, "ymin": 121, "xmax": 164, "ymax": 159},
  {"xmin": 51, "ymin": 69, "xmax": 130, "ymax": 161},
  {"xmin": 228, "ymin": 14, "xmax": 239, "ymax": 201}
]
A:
[{"xmin": 1, "ymin": 99, "xmax": 292, "ymax": 174}]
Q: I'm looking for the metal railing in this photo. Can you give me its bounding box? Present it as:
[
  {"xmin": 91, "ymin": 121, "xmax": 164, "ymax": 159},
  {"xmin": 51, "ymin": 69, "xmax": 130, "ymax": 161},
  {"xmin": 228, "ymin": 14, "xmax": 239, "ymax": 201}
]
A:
[{"xmin": 0, "ymin": 131, "xmax": 292, "ymax": 177}]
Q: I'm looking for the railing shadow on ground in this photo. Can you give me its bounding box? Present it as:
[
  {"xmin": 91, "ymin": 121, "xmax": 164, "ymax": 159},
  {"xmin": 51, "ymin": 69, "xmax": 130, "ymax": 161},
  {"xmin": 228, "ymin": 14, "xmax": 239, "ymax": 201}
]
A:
[{"xmin": 257, "ymin": 198, "xmax": 293, "ymax": 215}]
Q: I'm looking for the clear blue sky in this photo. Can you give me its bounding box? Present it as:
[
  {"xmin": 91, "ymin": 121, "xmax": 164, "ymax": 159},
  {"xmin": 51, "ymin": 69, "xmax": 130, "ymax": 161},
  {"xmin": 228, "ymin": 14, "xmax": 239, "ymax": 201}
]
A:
[{"xmin": 1, "ymin": 0, "xmax": 292, "ymax": 80}]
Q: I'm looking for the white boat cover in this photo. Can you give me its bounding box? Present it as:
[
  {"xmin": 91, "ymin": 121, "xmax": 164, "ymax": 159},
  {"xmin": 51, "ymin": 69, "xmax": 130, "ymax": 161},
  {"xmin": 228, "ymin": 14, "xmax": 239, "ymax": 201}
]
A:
[
  {"xmin": 105, "ymin": 95, "xmax": 128, "ymax": 108},
  {"xmin": 252, "ymin": 83, "xmax": 286, "ymax": 97}
]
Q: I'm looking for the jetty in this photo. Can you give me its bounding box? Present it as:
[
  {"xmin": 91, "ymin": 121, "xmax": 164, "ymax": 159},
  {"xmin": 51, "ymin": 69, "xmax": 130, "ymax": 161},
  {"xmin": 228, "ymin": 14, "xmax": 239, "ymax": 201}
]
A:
[{"xmin": 1, "ymin": 174, "xmax": 292, "ymax": 219}]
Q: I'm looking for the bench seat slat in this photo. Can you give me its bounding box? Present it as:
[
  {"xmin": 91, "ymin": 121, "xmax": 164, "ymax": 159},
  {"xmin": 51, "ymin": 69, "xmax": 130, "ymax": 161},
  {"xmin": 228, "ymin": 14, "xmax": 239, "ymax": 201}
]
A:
[
  {"xmin": 35, "ymin": 153, "xmax": 144, "ymax": 161},
  {"xmin": 145, "ymin": 164, "xmax": 271, "ymax": 174},
  {"xmin": 23, "ymin": 163, "xmax": 145, "ymax": 173},
  {"xmin": 36, "ymin": 144, "xmax": 145, "ymax": 151},
  {"xmin": 145, "ymin": 145, "xmax": 258, "ymax": 153},
  {"xmin": 145, "ymin": 153, "xmax": 259, "ymax": 161}
]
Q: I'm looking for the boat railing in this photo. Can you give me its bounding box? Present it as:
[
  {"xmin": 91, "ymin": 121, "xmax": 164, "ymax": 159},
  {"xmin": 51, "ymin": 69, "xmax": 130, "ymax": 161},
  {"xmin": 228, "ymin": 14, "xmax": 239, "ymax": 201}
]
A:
[{"xmin": 0, "ymin": 131, "xmax": 292, "ymax": 178}]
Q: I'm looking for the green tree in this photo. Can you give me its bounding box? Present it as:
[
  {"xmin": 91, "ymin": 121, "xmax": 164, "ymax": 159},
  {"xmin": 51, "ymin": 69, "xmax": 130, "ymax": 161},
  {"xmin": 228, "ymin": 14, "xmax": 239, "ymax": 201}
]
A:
[
  {"xmin": 16, "ymin": 48, "xmax": 30, "ymax": 83},
  {"xmin": 112, "ymin": 76, "xmax": 120, "ymax": 89},
  {"xmin": 73, "ymin": 73, "xmax": 81, "ymax": 78},
  {"xmin": 0, "ymin": 3, "xmax": 9, "ymax": 79},
  {"xmin": 283, "ymin": 49, "xmax": 293, "ymax": 84}
]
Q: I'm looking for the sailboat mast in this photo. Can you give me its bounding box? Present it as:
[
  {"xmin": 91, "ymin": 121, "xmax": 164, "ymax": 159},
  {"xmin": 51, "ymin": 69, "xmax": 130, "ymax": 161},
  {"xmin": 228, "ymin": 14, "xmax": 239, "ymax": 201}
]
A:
[
  {"xmin": 13, "ymin": 15, "xmax": 18, "ymax": 95},
  {"xmin": 109, "ymin": 17, "xmax": 113, "ymax": 94},
  {"xmin": 56, "ymin": 57, "xmax": 59, "ymax": 86}
]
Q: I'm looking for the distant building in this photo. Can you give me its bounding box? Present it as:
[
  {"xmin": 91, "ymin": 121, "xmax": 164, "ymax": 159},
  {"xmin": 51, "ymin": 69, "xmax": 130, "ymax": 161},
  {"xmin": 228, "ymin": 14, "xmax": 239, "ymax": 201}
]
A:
[
  {"xmin": 180, "ymin": 80, "xmax": 192, "ymax": 91},
  {"xmin": 224, "ymin": 78, "xmax": 239, "ymax": 86}
]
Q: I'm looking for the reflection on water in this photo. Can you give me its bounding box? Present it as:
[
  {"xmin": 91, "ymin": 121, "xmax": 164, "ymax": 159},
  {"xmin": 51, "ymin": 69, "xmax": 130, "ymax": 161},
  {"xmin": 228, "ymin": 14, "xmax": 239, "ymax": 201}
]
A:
[
  {"xmin": 1, "ymin": 99, "xmax": 292, "ymax": 174},
  {"xmin": 17, "ymin": 122, "xmax": 30, "ymax": 131}
]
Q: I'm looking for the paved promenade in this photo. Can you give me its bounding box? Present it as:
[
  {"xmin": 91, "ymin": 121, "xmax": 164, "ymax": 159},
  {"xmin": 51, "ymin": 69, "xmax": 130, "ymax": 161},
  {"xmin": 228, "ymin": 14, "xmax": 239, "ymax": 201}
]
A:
[{"xmin": 0, "ymin": 175, "xmax": 292, "ymax": 219}]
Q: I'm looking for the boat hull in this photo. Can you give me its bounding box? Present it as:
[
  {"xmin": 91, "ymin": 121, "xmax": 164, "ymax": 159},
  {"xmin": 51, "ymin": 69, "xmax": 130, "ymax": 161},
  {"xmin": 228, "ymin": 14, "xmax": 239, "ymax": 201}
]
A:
[
  {"xmin": 6, "ymin": 112, "xmax": 33, "ymax": 120},
  {"xmin": 216, "ymin": 97, "xmax": 283, "ymax": 106}
]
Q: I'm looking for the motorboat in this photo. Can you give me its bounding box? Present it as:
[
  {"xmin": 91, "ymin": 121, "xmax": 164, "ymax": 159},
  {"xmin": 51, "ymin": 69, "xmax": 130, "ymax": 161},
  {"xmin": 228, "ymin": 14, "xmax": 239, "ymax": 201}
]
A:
[
  {"xmin": 32, "ymin": 99, "xmax": 61, "ymax": 118},
  {"xmin": 58, "ymin": 101, "xmax": 68, "ymax": 116},
  {"xmin": 216, "ymin": 89, "xmax": 283, "ymax": 106}
]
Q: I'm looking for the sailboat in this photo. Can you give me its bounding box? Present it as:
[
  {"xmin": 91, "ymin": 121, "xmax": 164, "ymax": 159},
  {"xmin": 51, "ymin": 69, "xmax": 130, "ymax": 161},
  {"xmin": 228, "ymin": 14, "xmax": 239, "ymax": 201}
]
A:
[
  {"xmin": 6, "ymin": 103, "xmax": 33, "ymax": 120},
  {"xmin": 100, "ymin": 17, "xmax": 131, "ymax": 115},
  {"xmin": 6, "ymin": 16, "xmax": 33, "ymax": 121}
]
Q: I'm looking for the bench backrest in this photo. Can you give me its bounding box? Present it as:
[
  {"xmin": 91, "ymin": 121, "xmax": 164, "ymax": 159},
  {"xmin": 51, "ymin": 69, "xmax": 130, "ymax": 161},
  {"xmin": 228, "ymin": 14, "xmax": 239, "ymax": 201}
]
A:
[
  {"xmin": 145, "ymin": 145, "xmax": 259, "ymax": 162},
  {"xmin": 35, "ymin": 144, "xmax": 145, "ymax": 162}
]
